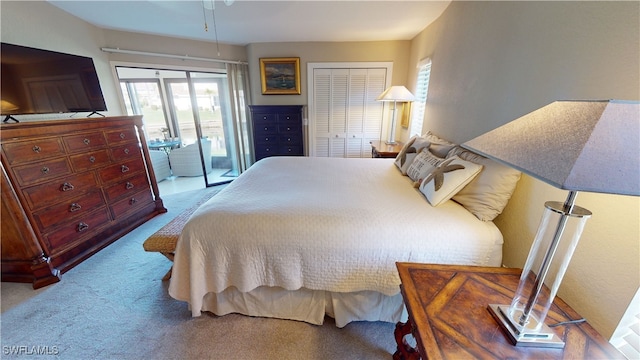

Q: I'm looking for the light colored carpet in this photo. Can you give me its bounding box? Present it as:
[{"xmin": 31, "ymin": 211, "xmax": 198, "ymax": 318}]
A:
[{"xmin": 0, "ymin": 186, "xmax": 397, "ymax": 359}]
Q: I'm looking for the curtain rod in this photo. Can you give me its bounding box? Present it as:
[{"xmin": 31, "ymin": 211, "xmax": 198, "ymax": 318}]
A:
[{"xmin": 101, "ymin": 47, "xmax": 248, "ymax": 65}]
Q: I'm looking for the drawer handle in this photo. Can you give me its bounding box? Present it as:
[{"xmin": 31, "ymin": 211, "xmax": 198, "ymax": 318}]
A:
[
  {"xmin": 70, "ymin": 203, "xmax": 82, "ymax": 212},
  {"xmin": 41, "ymin": 166, "xmax": 50, "ymax": 174},
  {"xmin": 265, "ymin": 137, "xmax": 269, "ymax": 141},
  {"xmin": 83, "ymin": 138, "xmax": 90, "ymax": 145},
  {"xmin": 121, "ymin": 165, "xmax": 130, "ymax": 173},
  {"xmin": 125, "ymin": 182, "xmax": 134, "ymax": 190},
  {"xmin": 32, "ymin": 145, "xmax": 41, "ymax": 153},
  {"xmin": 77, "ymin": 222, "xmax": 89, "ymax": 232},
  {"xmin": 89, "ymin": 156, "xmax": 96, "ymax": 163},
  {"xmin": 288, "ymin": 148, "xmax": 292, "ymax": 152},
  {"xmin": 119, "ymin": 133, "xmax": 126, "ymax": 139},
  {"xmin": 286, "ymin": 116, "xmax": 290, "ymax": 120},
  {"xmin": 287, "ymin": 138, "xmax": 291, "ymax": 142},
  {"xmin": 263, "ymin": 116, "xmax": 267, "ymax": 120},
  {"xmin": 264, "ymin": 127, "xmax": 268, "ymax": 131},
  {"xmin": 129, "ymin": 197, "xmax": 137, "ymax": 205},
  {"xmin": 287, "ymin": 127, "xmax": 291, "ymax": 131},
  {"xmin": 61, "ymin": 182, "xmax": 74, "ymax": 192},
  {"xmin": 124, "ymin": 148, "xmax": 130, "ymax": 155}
]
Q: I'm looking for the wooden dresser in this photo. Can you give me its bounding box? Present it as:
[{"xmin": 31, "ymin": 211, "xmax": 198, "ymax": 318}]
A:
[
  {"xmin": 1, "ymin": 116, "xmax": 166, "ymax": 288},
  {"xmin": 249, "ymin": 105, "xmax": 304, "ymax": 161}
]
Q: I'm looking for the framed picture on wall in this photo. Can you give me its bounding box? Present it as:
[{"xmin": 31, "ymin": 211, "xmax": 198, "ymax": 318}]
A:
[{"xmin": 259, "ymin": 57, "xmax": 301, "ymax": 95}]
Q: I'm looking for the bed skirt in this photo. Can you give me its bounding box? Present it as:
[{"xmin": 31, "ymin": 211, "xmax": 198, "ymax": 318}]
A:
[{"xmin": 197, "ymin": 286, "xmax": 407, "ymax": 328}]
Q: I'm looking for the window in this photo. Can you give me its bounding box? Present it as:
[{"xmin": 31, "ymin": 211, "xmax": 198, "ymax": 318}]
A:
[{"xmin": 409, "ymin": 58, "xmax": 432, "ymax": 137}]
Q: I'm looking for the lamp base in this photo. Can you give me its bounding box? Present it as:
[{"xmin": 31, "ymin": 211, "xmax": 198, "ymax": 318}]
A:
[{"xmin": 488, "ymin": 304, "xmax": 565, "ymax": 348}]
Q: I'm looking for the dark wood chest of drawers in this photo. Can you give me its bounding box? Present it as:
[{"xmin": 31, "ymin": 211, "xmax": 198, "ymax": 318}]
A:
[
  {"xmin": 1, "ymin": 116, "xmax": 166, "ymax": 288},
  {"xmin": 249, "ymin": 105, "xmax": 304, "ymax": 161}
]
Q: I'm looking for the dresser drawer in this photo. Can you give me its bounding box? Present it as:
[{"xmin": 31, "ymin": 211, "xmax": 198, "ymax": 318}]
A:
[
  {"xmin": 62, "ymin": 132, "xmax": 107, "ymax": 153},
  {"xmin": 110, "ymin": 189, "xmax": 153, "ymax": 219},
  {"xmin": 104, "ymin": 127, "xmax": 138, "ymax": 146},
  {"xmin": 254, "ymin": 134, "xmax": 279, "ymax": 145},
  {"xmin": 253, "ymin": 123, "xmax": 279, "ymax": 136},
  {"xmin": 12, "ymin": 157, "xmax": 72, "ymax": 187},
  {"xmin": 279, "ymin": 134, "xmax": 302, "ymax": 145},
  {"xmin": 252, "ymin": 113, "xmax": 277, "ymax": 124},
  {"xmin": 22, "ymin": 172, "xmax": 98, "ymax": 211},
  {"xmin": 279, "ymin": 145, "xmax": 303, "ymax": 156},
  {"xmin": 1, "ymin": 138, "xmax": 65, "ymax": 165},
  {"xmin": 110, "ymin": 143, "xmax": 142, "ymax": 161},
  {"xmin": 103, "ymin": 172, "xmax": 149, "ymax": 202},
  {"xmin": 98, "ymin": 158, "xmax": 145, "ymax": 184},
  {"xmin": 43, "ymin": 208, "xmax": 111, "ymax": 252},
  {"xmin": 69, "ymin": 150, "xmax": 111, "ymax": 172},
  {"xmin": 32, "ymin": 190, "xmax": 106, "ymax": 231},
  {"xmin": 255, "ymin": 146, "xmax": 276, "ymax": 160},
  {"xmin": 277, "ymin": 113, "xmax": 302, "ymax": 124}
]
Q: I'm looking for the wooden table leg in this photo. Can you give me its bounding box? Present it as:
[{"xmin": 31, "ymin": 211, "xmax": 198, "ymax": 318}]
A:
[{"xmin": 393, "ymin": 320, "xmax": 421, "ymax": 360}]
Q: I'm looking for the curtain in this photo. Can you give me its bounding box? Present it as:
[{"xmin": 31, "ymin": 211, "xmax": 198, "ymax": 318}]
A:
[{"xmin": 226, "ymin": 63, "xmax": 253, "ymax": 174}]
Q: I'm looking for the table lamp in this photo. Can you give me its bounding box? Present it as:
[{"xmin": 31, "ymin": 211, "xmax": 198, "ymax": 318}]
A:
[
  {"xmin": 377, "ymin": 86, "xmax": 415, "ymax": 145},
  {"xmin": 462, "ymin": 100, "xmax": 640, "ymax": 347}
]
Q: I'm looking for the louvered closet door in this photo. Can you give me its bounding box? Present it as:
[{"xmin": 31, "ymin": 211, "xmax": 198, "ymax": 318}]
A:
[{"xmin": 313, "ymin": 68, "xmax": 386, "ymax": 157}]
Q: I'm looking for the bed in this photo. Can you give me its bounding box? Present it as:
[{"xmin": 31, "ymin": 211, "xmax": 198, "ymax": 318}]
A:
[{"xmin": 168, "ymin": 135, "xmax": 521, "ymax": 327}]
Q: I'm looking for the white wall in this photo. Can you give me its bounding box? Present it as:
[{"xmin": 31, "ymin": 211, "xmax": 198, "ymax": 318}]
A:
[
  {"xmin": 0, "ymin": 1, "xmax": 122, "ymax": 120},
  {"xmin": 408, "ymin": 1, "xmax": 640, "ymax": 338}
]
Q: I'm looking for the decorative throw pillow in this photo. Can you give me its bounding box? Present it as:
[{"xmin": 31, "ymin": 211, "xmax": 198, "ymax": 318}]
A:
[
  {"xmin": 407, "ymin": 150, "xmax": 445, "ymax": 185},
  {"xmin": 419, "ymin": 155, "xmax": 483, "ymax": 207},
  {"xmin": 447, "ymin": 146, "xmax": 522, "ymax": 221},
  {"xmin": 422, "ymin": 131, "xmax": 457, "ymax": 158},
  {"xmin": 394, "ymin": 136, "xmax": 431, "ymax": 175}
]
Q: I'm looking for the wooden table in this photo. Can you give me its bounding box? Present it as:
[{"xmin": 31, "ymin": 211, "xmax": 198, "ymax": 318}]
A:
[
  {"xmin": 394, "ymin": 263, "xmax": 623, "ymax": 360},
  {"xmin": 370, "ymin": 140, "xmax": 404, "ymax": 158}
]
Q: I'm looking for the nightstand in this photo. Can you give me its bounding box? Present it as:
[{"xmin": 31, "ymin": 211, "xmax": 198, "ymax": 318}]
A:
[
  {"xmin": 370, "ymin": 140, "xmax": 404, "ymax": 158},
  {"xmin": 394, "ymin": 263, "xmax": 623, "ymax": 360}
]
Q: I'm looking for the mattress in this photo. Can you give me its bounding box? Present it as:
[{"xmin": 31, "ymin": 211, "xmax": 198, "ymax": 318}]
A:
[{"xmin": 168, "ymin": 156, "xmax": 503, "ymax": 325}]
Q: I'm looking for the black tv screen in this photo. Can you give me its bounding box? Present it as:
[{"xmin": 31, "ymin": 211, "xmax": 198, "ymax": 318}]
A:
[{"xmin": 1, "ymin": 42, "xmax": 107, "ymax": 117}]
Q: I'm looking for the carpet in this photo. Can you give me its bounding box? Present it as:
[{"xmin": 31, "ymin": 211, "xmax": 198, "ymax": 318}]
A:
[{"xmin": 0, "ymin": 186, "xmax": 397, "ymax": 359}]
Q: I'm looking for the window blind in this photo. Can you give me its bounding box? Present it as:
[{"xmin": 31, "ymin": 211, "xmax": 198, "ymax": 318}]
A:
[{"xmin": 410, "ymin": 58, "xmax": 432, "ymax": 137}]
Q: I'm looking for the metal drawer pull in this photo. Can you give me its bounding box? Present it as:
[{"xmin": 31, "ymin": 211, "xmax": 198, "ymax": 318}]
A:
[
  {"xmin": 70, "ymin": 203, "xmax": 82, "ymax": 212},
  {"xmin": 264, "ymin": 127, "xmax": 268, "ymax": 131},
  {"xmin": 286, "ymin": 127, "xmax": 291, "ymax": 131},
  {"xmin": 119, "ymin": 133, "xmax": 126, "ymax": 139},
  {"xmin": 83, "ymin": 138, "xmax": 90, "ymax": 145},
  {"xmin": 41, "ymin": 166, "xmax": 50, "ymax": 174},
  {"xmin": 125, "ymin": 182, "xmax": 134, "ymax": 190},
  {"xmin": 124, "ymin": 148, "xmax": 130, "ymax": 154},
  {"xmin": 32, "ymin": 145, "xmax": 41, "ymax": 153},
  {"xmin": 121, "ymin": 165, "xmax": 129, "ymax": 173},
  {"xmin": 77, "ymin": 222, "xmax": 89, "ymax": 232},
  {"xmin": 61, "ymin": 182, "xmax": 74, "ymax": 192},
  {"xmin": 89, "ymin": 156, "xmax": 96, "ymax": 163},
  {"xmin": 129, "ymin": 198, "xmax": 137, "ymax": 205}
]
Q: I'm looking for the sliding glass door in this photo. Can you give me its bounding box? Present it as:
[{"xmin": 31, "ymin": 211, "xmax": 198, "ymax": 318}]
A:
[{"xmin": 117, "ymin": 66, "xmax": 239, "ymax": 188}]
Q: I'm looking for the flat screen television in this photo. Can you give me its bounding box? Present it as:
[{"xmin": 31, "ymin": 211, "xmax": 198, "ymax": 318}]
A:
[{"xmin": 1, "ymin": 42, "xmax": 107, "ymax": 122}]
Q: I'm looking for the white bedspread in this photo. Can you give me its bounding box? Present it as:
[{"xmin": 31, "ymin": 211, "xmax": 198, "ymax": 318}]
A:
[{"xmin": 169, "ymin": 157, "xmax": 503, "ymax": 317}]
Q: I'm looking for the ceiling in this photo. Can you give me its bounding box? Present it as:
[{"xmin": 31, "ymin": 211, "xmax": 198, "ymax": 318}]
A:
[{"xmin": 47, "ymin": 0, "xmax": 451, "ymax": 46}]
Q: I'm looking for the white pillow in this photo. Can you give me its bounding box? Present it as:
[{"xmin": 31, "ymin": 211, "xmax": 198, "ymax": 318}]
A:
[
  {"xmin": 422, "ymin": 131, "xmax": 457, "ymax": 158},
  {"xmin": 394, "ymin": 136, "xmax": 431, "ymax": 175},
  {"xmin": 419, "ymin": 156, "xmax": 483, "ymax": 206},
  {"xmin": 448, "ymin": 147, "xmax": 522, "ymax": 221},
  {"xmin": 407, "ymin": 150, "xmax": 445, "ymax": 185}
]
